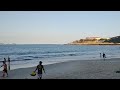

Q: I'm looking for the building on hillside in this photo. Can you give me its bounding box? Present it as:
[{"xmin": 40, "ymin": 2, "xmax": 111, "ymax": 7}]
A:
[{"xmin": 86, "ymin": 37, "xmax": 101, "ymax": 40}]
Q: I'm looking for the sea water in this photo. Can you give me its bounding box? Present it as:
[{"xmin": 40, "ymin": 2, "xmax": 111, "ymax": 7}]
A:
[{"xmin": 0, "ymin": 44, "xmax": 120, "ymax": 70}]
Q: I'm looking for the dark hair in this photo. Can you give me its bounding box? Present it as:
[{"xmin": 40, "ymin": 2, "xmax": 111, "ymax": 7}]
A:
[{"xmin": 39, "ymin": 61, "xmax": 42, "ymax": 64}]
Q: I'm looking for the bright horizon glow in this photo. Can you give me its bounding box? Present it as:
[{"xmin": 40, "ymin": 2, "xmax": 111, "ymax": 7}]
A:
[{"xmin": 0, "ymin": 11, "xmax": 120, "ymax": 44}]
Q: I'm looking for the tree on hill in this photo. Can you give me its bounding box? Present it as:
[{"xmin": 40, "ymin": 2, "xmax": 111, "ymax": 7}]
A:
[{"xmin": 104, "ymin": 36, "xmax": 120, "ymax": 43}]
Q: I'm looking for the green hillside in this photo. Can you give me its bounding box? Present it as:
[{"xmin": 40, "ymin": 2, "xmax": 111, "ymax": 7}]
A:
[{"xmin": 104, "ymin": 36, "xmax": 120, "ymax": 43}]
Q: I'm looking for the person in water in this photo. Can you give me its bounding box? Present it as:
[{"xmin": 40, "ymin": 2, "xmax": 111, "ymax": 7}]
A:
[
  {"xmin": 0, "ymin": 61, "xmax": 8, "ymax": 77},
  {"xmin": 34, "ymin": 61, "xmax": 45, "ymax": 79}
]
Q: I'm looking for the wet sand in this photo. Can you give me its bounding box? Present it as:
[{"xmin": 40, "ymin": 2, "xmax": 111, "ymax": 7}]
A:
[{"xmin": 1, "ymin": 58, "xmax": 120, "ymax": 79}]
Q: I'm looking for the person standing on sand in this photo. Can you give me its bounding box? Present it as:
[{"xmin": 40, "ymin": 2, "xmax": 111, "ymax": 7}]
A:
[
  {"xmin": 0, "ymin": 61, "xmax": 8, "ymax": 77},
  {"xmin": 4, "ymin": 58, "xmax": 6, "ymax": 63},
  {"xmin": 34, "ymin": 61, "xmax": 45, "ymax": 79},
  {"xmin": 100, "ymin": 53, "xmax": 102, "ymax": 58},
  {"xmin": 103, "ymin": 53, "xmax": 106, "ymax": 60},
  {"xmin": 8, "ymin": 56, "xmax": 10, "ymax": 70}
]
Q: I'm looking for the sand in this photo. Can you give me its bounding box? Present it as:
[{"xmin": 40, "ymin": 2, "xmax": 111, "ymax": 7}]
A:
[{"xmin": 1, "ymin": 58, "xmax": 120, "ymax": 79}]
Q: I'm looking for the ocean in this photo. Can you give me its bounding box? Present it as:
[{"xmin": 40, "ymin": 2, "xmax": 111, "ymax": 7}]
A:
[{"xmin": 0, "ymin": 44, "xmax": 120, "ymax": 71}]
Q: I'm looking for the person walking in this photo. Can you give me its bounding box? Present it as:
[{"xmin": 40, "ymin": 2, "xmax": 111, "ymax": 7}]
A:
[
  {"xmin": 0, "ymin": 61, "xmax": 8, "ymax": 77},
  {"xmin": 34, "ymin": 61, "xmax": 45, "ymax": 79}
]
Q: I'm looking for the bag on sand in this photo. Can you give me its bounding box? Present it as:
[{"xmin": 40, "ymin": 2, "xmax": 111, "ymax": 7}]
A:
[{"xmin": 30, "ymin": 71, "xmax": 36, "ymax": 76}]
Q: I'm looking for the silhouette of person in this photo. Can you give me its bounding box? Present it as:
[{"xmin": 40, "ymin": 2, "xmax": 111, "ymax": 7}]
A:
[
  {"xmin": 4, "ymin": 58, "xmax": 6, "ymax": 63},
  {"xmin": 34, "ymin": 61, "xmax": 45, "ymax": 79},
  {"xmin": 8, "ymin": 57, "xmax": 10, "ymax": 70},
  {"xmin": 0, "ymin": 61, "xmax": 8, "ymax": 77},
  {"xmin": 103, "ymin": 53, "xmax": 106, "ymax": 60},
  {"xmin": 100, "ymin": 53, "xmax": 102, "ymax": 58}
]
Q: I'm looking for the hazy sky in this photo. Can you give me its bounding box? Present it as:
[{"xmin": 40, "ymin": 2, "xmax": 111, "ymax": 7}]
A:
[{"xmin": 0, "ymin": 11, "xmax": 120, "ymax": 44}]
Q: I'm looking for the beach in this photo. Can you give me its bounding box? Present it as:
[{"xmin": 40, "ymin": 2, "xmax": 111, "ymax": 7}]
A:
[{"xmin": 1, "ymin": 58, "xmax": 120, "ymax": 79}]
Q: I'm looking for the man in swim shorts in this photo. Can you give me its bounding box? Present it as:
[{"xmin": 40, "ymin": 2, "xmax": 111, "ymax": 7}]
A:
[{"xmin": 34, "ymin": 61, "xmax": 45, "ymax": 79}]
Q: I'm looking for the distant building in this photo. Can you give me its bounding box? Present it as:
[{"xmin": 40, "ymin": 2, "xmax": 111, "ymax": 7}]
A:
[
  {"xmin": 100, "ymin": 38, "xmax": 110, "ymax": 40},
  {"xmin": 86, "ymin": 37, "xmax": 101, "ymax": 40},
  {"xmin": 69, "ymin": 36, "xmax": 120, "ymax": 45}
]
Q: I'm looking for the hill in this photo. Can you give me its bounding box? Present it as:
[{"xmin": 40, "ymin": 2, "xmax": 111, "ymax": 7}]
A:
[
  {"xmin": 68, "ymin": 36, "xmax": 120, "ymax": 45},
  {"xmin": 104, "ymin": 36, "xmax": 120, "ymax": 43}
]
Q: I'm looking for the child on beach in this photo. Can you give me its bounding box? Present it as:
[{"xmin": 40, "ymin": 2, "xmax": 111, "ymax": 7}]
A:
[
  {"xmin": 34, "ymin": 61, "xmax": 45, "ymax": 79},
  {"xmin": 0, "ymin": 61, "xmax": 8, "ymax": 77}
]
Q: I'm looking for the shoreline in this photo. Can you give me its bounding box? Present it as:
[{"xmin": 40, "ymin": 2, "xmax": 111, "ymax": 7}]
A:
[
  {"xmin": 67, "ymin": 43, "xmax": 120, "ymax": 45},
  {"xmin": 0, "ymin": 56, "xmax": 118, "ymax": 72},
  {"xmin": 1, "ymin": 58, "xmax": 120, "ymax": 79}
]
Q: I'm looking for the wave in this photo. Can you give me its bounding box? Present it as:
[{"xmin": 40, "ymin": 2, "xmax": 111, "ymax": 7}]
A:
[
  {"xmin": 0, "ymin": 53, "xmax": 79, "ymax": 63},
  {"xmin": 0, "ymin": 50, "xmax": 79, "ymax": 56},
  {"xmin": 24, "ymin": 53, "xmax": 78, "ymax": 59}
]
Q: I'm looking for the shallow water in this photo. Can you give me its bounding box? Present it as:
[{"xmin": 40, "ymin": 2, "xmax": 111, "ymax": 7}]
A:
[{"xmin": 0, "ymin": 44, "xmax": 120, "ymax": 70}]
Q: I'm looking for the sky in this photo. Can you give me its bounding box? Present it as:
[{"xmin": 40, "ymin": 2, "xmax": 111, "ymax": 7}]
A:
[{"xmin": 0, "ymin": 11, "xmax": 120, "ymax": 44}]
